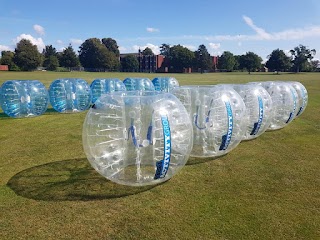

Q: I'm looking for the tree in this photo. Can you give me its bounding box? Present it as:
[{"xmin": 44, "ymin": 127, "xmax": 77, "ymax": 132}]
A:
[
  {"xmin": 0, "ymin": 51, "xmax": 19, "ymax": 70},
  {"xmin": 142, "ymin": 47, "xmax": 154, "ymax": 55},
  {"xmin": 59, "ymin": 44, "xmax": 80, "ymax": 68},
  {"xmin": 169, "ymin": 45, "xmax": 195, "ymax": 72},
  {"xmin": 233, "ymin": 55, "xmax": 241, "ymax": 71},
  {"xmin": 194, "ymin": 44, "xmax": 211, "ymax": 73},
  {"xmin": 13, "ymin": 39, "xmax": 42, "ymax": 71},
  {"xmin": 43, "ymin": 45, "xmax": 58, "ymax": 68},
  {"xmin": 160, "ymin": 43, "xmax": 170, "ymax": 57},
  {"xmin": 46, "ymin": 56, "xmax": 59, "ymax": 71},
  {"xmin": 311, "ymin": 60, "xmax": 320, "ymax": 72},
  {"xmin": 43, "ymin": 45, "xmax": 57, "ymax": 58},
  {"xmin": 240, "ymin": 52, "xmax": 262, "ymax": 74},
  {"xmin": 79, "ymin": 38, "xmax": 119, "ymax": 70},
  {"xmin": 290, "ymin": 44, "xmax": 316, "ymax": 72},
  {"xmin": 102, "ymin": 38, "xmax": 120, "ymax": 57},
  {"xmin": 159, "ymin": 43, "xmax": 171, "ymax": 69},
  {"xmin": 121, "ymin": 55, "xmax": 139, "ymax": 72},
  {"xmin": 266, "ymin": 49, "xmax": 291, "ymax": 74},
  {"xmin": 218, "ymin": 51, "xmax": 236, "ymax": 72}
]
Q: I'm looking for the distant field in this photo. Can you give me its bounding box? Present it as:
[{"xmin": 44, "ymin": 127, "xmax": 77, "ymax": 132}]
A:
[
  {"xmin": 0, "ymin": 71, "xmax": 319, "ymax": 240},
  {"xmin": 1, "ymin": 70, "xmax": 320, "ymax": 87}
]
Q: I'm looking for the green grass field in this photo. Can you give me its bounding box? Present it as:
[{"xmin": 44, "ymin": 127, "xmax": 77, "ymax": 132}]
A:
[{"xmin": 0, "ymin": 71, "xmax": 319, "ymax": 240}]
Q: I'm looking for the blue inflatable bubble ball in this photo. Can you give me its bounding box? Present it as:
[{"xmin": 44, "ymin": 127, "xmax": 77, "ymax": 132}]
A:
[
  {"xmin": 172, "ymin": 85, "xmax": 246, "ymax": 158},
  {"xmin": 123, "ymin": 78, "xmax": 155, "ymax": 91},
  {"xmin": 233, "ymin": 84, "xmax": 273, "ymax": 141},
  {"xmin": 289, "ymin": 81, "xmax": 308, "ymax": 117},
  {"xmin": 152, "ymin": 77, "xmax": 179, "ymax": 92},
  {"xmin": 49, "ymin": 78, "xmax": 91, "ymax": 113},
  {"xmin": 258, "ymin": 81, "xmax": 299, "ymax": 130},
  {"xmin": 90, "ymin": 78, "xmax": 126, "ymax": 103},
  {"xmin": 0, "ymin": 80, "xmax": 49, "ymax": 118},
  {"xmin": 83, "ymin": 91, "xmax": 193, "ymax": 186}
]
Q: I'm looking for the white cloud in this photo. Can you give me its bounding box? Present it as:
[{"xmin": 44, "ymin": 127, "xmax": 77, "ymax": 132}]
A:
[
  {"xmin": 242, "ymin": 15, "xmax": 320, "ymax": 41},
  {"xmin": 33, "ymin": 24, "xmax": 45, "ymax": 35},
  {"xmin": 0, "ymin": 45, "xmax": 12, "ymax": 52},
  {"xmin": 119, "ymin": 46, "xmax": 127, "ymax": 52},
  {"xmin": 70, "ymin": 38, "xmax": 83, "ymax": 45},
  {"xmin": 242, "ymin": 15, "xmax": 271, "ymax": 40},
  {"xmin": 14, "ymin": 34, "xmax": 45, "ymax": 51},
  {"xmin": 56, "ymin": 40, "xmax": 63, "ymax": 44},
  {"xmin": 132, "ymin": 45, "xmax": 140, "ymax": 51},
  {"xmin": 146, "ymin": 27, "xmax": 159, "ymax": 33},
  {"xmin": 284, "ymin": 49, "xmax": 293, "ymax": 57},
  {"xmin": 182, "ymin": 45, "xmax": 196, "ymax": 51},
  {"xmin": 126, "ymin": 16, "xmax": 320, "ymax": 43},
  {"xmin": 133, "ymin": 43, "xmax": 160, "ymax": 54},
  {"xmin": 270, "ymin": 26, "xmax": 320, "ymax": 40},
  {"xmin": 209, "ymin": 43, "xmax": 221, "ymax": 50}
]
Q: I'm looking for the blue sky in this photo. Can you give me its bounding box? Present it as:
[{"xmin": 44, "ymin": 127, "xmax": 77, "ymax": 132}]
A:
[{"xmin": 1, "ymin": 0, "xmax": 320, "ymax": 61}]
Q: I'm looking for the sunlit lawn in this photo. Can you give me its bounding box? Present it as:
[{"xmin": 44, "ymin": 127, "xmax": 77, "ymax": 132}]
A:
[{"xmin": 0, "ymin": 71, "xmax": 319, "ymax": 239}]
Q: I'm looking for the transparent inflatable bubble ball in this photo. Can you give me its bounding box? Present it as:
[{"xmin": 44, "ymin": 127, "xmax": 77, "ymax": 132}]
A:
[
  {"xmin": 123, "ymin": 78, "xmax": 155, "ymax": 91},
  {"xmin": 90, "ymin": 78, "xmax": 126, "ymax": 103},
  {"xmin": 233, "ymin": 84, "xmax": 273, "ymax": 140},
  {"xmin": 258, "ymin": 81, "xmax": 299, "ymax": 130},
  {"xmin": 172, "ymin": 85, "xmax": 246, "ymax": 158},
  {"xmin": 152, "ymin": 77, "xmax": 179, "ymax": 92},
  {"xmin": 288, "ymin": 81, "xmax": 308, "ymax": 117},
  {"xmin": 49, "ymin": 78, "xmax": 92, "ymax": 113},
  {"xmin": 0, "ymin": 80, "xmax": 49, "ymax": 118},
  {"xmin": 82, "ymin": 91, "xmax": 193, "ymax": 186}
]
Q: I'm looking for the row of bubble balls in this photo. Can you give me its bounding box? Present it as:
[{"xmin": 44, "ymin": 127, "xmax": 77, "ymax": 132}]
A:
[
  {"xmin": 0, "ymin": 77, "xmax": 308, "ymax": 186},
  {"xmin": 0, "ymin": 77, "xmax": 164, "ymax": 117}
]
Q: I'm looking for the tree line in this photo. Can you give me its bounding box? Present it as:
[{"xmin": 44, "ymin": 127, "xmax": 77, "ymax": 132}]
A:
[{"xmin": 0, "ymin": 37, "xmax": 318, "ymax": 73}]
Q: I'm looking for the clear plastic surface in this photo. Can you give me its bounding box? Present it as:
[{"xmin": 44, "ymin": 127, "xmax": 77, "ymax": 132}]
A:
[
  {"xmin": 0, "ymin": 80, "xmax": 49, "ymax": 118},
  {"xmin": 49, "ymin": 78, "xmax": 91, "ymax": 113},
  {"xmin": 152, "ymin": 77, "xmax": 179, "ymax": 92},
  {"xmin": 233, "ymin": 84, "xmax": 273, "ymax": 140},
  {"xmin": 288, "ymin": 81, "xmax": 308, "ymax": 117},
  {"xmin": 255, "ymin": 81, "xmax": 299, "ymax": 130},
  {"xmin": 90, "ymin": 78, "xmax": 126, "ymax": 103},
  {"xmin": 83, "ymin": 91, "xmax": 193, "ymax": 186},
  {"xmin": 172, "ymin": 85, "xmax": 246, "ymax": 158},
  {"xmin": 123, "ymin": 78, "xmax": 155, "ymax": 91}
]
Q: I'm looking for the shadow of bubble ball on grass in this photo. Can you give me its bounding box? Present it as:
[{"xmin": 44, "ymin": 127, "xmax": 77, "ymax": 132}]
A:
[
  {"xmin": 186, "ymin": 155, "xmax": 226, "ymax": 165},
  {"xmin": 7, "ymin": 158, "xmax": 158, "ymax": 201},
  {"xmin": 0, "ymin": 112, "xmax": 11, "ymax": 119},
  {"xmin": 186, "ymin": 146, "xmax": 228, "ymax": 165}
]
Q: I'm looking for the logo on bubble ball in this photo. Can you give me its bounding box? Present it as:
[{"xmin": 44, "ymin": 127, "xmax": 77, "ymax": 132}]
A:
[
  {"xmin": 219, "ymin": 101, "xmax": 233, "ymax": 151},
  {"xmin": 250, "ymin": 96, "xmax": 264, "ymax": 136},
  {"xmin": 154, "ymin": 116, "xmax": 171, "ymax": 180},
  {"xmin": 286, "ymin": 88, "xmax": 297, "ymax": 124}
]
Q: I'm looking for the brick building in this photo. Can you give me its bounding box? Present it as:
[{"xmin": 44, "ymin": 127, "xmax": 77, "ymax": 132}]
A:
[
  {"xmin": 0, "ymin": 65, "xmax": 9, "ymax": 71},
  {"xmin": 212, "ymin": 56, "xmax": 218, "ymax": 71},
  {"xmin": 120, "ymin": 52, "xmax": 164, "ymax": 73},
  {"xmin": 120, "ymin": 51, "xmax": 218, "ymax": 73}
]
